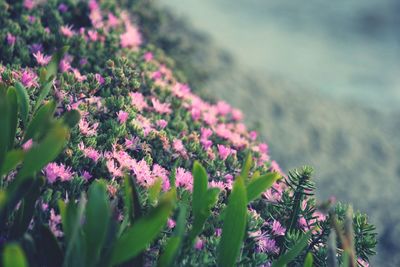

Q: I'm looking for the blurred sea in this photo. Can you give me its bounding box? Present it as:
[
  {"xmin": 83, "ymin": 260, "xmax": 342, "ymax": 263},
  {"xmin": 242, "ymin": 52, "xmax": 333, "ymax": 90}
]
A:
[{"xmin": 158, "ymin": 0, "xmax": 400, "ymax": 112}]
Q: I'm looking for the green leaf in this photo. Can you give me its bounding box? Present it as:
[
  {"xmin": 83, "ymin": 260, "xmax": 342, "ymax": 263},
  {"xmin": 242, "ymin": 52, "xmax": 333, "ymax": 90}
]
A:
[
  {"xmin": 61, "ymin": 195, "xmax": 86, "ymax": 267},
  {"xmin": 62, "ymin": 109, "xmax": 81, "ymax": 128},
  {"xmin": 110, "ymin": 190, "xmax": 176, "ymax": 266},
  {"xmin": 303, "ymin": 252, "xmax": 313, "ymax": 267},
  {"xmin": 0, "ymin": 88, "xmax": 10, "ymax": 169},
  {"xmin": 10, "ymin": 177, "xmax": 44, "ymax": 239},
  {"xmin": 23, "ymin": 101, "xmax": 56, "ymax": 143},
  {"xmin": 246, "ymin": 172, "xmax": 280, "ymax": 203},
  {"xmin": 2, "ymin": 243, "xmax": 28, "ymax": 267},
  {"xmin": 0, "ymin": 150, "xmax": 25, "ymax": 177},
  {"xmin": 84, "ymin": 180, "xmax": 111, "ymax": 267},
  {"xmin": 32, "ymin": 46, "xmax": 68, "ymax": 114},
  {"xmin": 17, "ymin": 123, "xmax": 68, "ymax": 180},
  {"xmin": 218, "ymin": 176, "xmax": 247, "ymax": 267},
  {"xmin": 6, "ymin": 87, "xmax": 18, "ymax": 149},
  {"xmin": 240, "ymin": 152, "xmax": 253, "ymax": 180},
  {"xmin": 192, "ymin": 161, "xmax": 208, "ymax": 214},
  {"xmin": 158, "ymin": 201, "xmax": 189, "ymax": 267},
  {"xmin": 123, "ymin": 176, "xmax": 143, "ymax": 224},
  {"xmin": 32, "ymin": 79, "xmax": 53, "ymax": 115},
  {"xmin": 148, "ymin": 178, "xmax": 162, "ymax": 204},
  {"xmin": 14, "ymin": 82, "xmax": 30, "ymax": 126},
  {"xmin": 272, "ymin": 231, "xmax": 312, "ymax": 267},
  {"xmin": 35, "ymin": 225, "xmax": 64, "ymax": 267}
]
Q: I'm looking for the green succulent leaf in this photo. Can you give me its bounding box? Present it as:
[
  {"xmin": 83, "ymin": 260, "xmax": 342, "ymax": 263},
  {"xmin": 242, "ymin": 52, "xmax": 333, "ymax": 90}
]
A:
[
  {"xmin": 2, "ymin": 243, "xmax": 28, "ymax": 267},
  {"xmin": 110, "ymin": 190, "xmax": 176, "ymax": 266},
  {"xmin": 272, "ymin": 231, "xmax": 312, "ymax": 267},
  {"xmin": 6, "ymin": 87, "xmax": 18, "ymax": 149},
  {"xmin": 14, "ymin": 82, "xmax": 30, "ymax": 126},
  {"xmin": 84, "ymin": 180, "xmax": 111, "ymax": 267},
  {"xmin": 218, "ymin": 176, "xmax": 247, "ymax": 267},
  {"xmin": 23, "ymin": 101, "xmax": 56, "ymax": 143},
  {"xmin": 246, "ymin": 172, "xmax": 280, "ymax": 203}
]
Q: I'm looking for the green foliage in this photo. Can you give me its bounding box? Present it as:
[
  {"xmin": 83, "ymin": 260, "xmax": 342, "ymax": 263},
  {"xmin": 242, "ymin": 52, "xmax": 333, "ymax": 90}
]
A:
[
  {"xmin": 2, "ymin": 243, "xmax": 28, "ymax": 267},
  {"xmin": 218, "ymin": 176, "xmax": 247, "ymax": 267}
]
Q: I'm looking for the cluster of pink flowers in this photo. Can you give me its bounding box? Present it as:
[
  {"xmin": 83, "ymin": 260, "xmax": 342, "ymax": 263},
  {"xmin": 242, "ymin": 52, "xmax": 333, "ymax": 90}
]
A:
[
  {"xmin": 78, "ymin": 142, "xmax": 102, "ymax": 162},
  {"xmin": 44, "ymin": 163, "xmax": 74, "ymax": 183}
]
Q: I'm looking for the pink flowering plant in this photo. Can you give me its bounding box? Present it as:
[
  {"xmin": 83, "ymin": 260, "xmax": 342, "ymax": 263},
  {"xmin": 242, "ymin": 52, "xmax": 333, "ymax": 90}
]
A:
[{"xmin": 0, "ymin": 1, "xmax": 376, "ymax": 266}]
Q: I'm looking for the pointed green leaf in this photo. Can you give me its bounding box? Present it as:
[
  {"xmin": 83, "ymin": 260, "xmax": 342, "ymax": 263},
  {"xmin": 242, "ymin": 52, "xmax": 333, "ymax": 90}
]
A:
[
  {"xmin": 2, "ymin": 243, "xmax": 28, "ymax": 267},
  {"xmin": 272, "ymin": 231, "xmax": 312, "ymax": 267},
  {"xmin": 303, "ymin": 252, "xmax": 313, "ymax": 267},
  {"xmin": 0, "ymin": 150, "xmax": 25, "ymax": 177},
  {"xmin": 17, "ymin": 123, "xmax": 68, "ymax": 180},
  {"xmin": 14, "ymin": 82, "xmax": 30, "ymax": 126},
  {"xmin": 85, "ymin": 180, "xmax": 111, "ymax": 267},
  {"xmin": 241, "ymin": 152, "xmax": 253, "ymax": 179},
  {"xmin": 23, "ymin": 101, "xmax": 56, "ymax": 143},
  {"xmin": 10, "ymin": 177, "xmax": 44, "ymax": 239},
  {"xmin": 247, "ymin": 172, "xmax": 280, "ymax": 203},
  {"xmin": 35, "ymin": 225, "xmax": 64, "ymax": 267},
  {"xmin": 158, "ymin": 202, "xmax": 188, "ymax": 267},
  {"xmin": 218, "ymin": 176, "xmax": 247, "ymax": 267},
  {"xmin": 0, "ymin": 88, "xmax": 10, "ymax": 169},
  {"xmin": 110, "ymin": 190, "xmax": 176, "ymax": 266},
  {"xmin": 192, "ymin": 161, "xmax": 208, "ymax": 214},
  {"xmin": 62, "ymin": 109, "xmax": 81, "ymax": 128},
  {"xmin": 123, "ymin": 175, "xmax": 143, "ymax": 224},
  {"xmin": 148, "ymin": 178, "xmax": 162, "ymax": 204},
  {"xmin": 6, "ymin": 87, "xmax": 18, "ymax": 149}
]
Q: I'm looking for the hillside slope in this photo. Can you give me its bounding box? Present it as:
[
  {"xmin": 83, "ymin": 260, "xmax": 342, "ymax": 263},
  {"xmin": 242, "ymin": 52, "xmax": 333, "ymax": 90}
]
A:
[{"xmin": 128, "ymin": 1, "xmax": 400, "ymax": 265}]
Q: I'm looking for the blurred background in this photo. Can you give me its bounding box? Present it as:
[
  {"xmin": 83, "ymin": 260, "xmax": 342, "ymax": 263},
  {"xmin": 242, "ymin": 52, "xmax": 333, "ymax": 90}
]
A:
[{"xmin": 153, "ymin": 0, "xmax": 400, "ymax": 265}]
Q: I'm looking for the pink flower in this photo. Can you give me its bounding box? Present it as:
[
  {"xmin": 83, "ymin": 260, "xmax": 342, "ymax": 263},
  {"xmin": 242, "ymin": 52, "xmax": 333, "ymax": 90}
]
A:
[
  {"xmin": 87, "ymin": 30, "xmax": 99, "ymax": 41},
  {"xmin": 215, "ymin": 228, "xmax": 222, "ymax": 237},
  {"xmin": 194, "ymin": 238, "xmax": 204, "ymax": 250},
  {"xmin": 167, "ymin": 218, "xmax": 176, "ymax": 229},
  {"xmin": 44, "ymin": 163, "xmax": 74, "ymax": 183},
  {"xmin": 22, "ymin": 139, "xmax": 33, "ymax": 151},
  {"xmin": 132, "ymin": 160, "xmax": 154, "ymax": 187},
  {"xmin": 20, "ymin": 69, "xmax": 38, "ymax": 88},
  {"xmin": 129, "ymin": 92, "xmax": 148, "ymax": 111},
  {"xmin": 78, "ymin": 142, "xmax": 101, "ymax": 162},
  {"xmin": 249, "ymin": 131, "xmax": 258, "ymax": 141},
  {"xmin": 23, "ymin": 0, "xmax": 35, "ymax": 10},
  {"xmin": 6, "ymin": 33, "xmax": 16, "ymax": 46},
  {"xmin": 49, "ymin": 209, "xmax": 63, "ymax": 237},
  {"xmin": 209, "ymin": 180, "xmax": 225, "ymax": 191},
  {"xmin": 72, "ymin": 68, "xmax": 87, "ymax": 82},
  {"xmin": 256, "ymin": 236, "xmax": 279, "ymax": 254},
  {"xmin": 143, "ymin": 52, "xmax": 153, "ymax": 62},
  {"xmin": 152, "ymin": 164, "xmax": 170, "ymax": 191},
  {"xmin": 58, "ymin": 3, "xmax": 68, "ymax": 13},
  {"xmin": 106, "ymin": 159, "xmax": 123, "ymax": 178},
  {"xmin": 298, "ymin": 216, "xmax": 309, "ymax": 230},
  {"xmin": 156, "ymin": 119, "xmax": 168, "ymax": 129},
  {"xmin": 117, "ymin": 110, "xmax": 129, "ymax": 124},
  {"xmin": 259, "ymin": 143, "xmax": 268, "ymax": 153},
  {"xmin": 33, "ymin": 51, "xmax": 52, "ymax": 66},
  {"xmin": 60, "ymin": 25, "xmax": 75, "ymax": 38},
  {"xmin": 217, "ymin": 144, "xmax": 231, "ymax": 160},
  {"xmin": 79, "ymin": 119, "xmax": 99, "ymax": 136},
  {"xmin": 81, "ymin": 171, "xmax": 92, "ymax": 181},
  {"xmin": 231, "ymin": 108, "xmax": 243, "ymax": 121},
  {"xmin": 125, "ymin": 137, "xmax": 141, "ymax": 151},
  {"xmin": 95, "ymin": 73, "xmax": 105, "ymax": 85},
  {"xmin": 270, "ymin": 220, "xmax": 286, "ymax": 236},
  {"xmin": 120, "ymin": 23, "xmax": 142, "ymax": 49},
  {"xmin": 151, "ymin": 98, "xmax": 172, "ymax": 114},
  {"xmin": 88, "ymin": 0, "xmax": 99, "ymax": 11},
  {"xmin": 172, "ymin": 139, "xmax": 186, "ymax": 156},
  {"xmin": 175, "ymin": 167, "xmax": 193, "ymax": 191},
  {"xmin": 59, "ymin": 58, "xmax": 72, "ymax": 73},
  {"xmin": 216, "ymin": 101, "xmax": 231, "ymax": 116},
  {"xmin": 108, "ymin": 13, "xmax": 120, "ymax": 28}
]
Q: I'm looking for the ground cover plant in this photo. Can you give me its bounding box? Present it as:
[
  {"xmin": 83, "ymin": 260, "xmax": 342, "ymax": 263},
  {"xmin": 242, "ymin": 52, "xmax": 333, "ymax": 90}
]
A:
[{"xmin": 0, "ymin": 0, "xmax": 376, "ymax": 266}]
